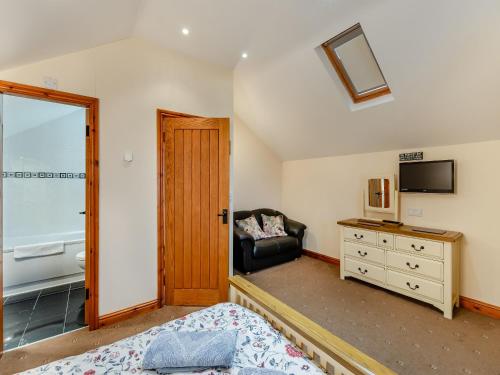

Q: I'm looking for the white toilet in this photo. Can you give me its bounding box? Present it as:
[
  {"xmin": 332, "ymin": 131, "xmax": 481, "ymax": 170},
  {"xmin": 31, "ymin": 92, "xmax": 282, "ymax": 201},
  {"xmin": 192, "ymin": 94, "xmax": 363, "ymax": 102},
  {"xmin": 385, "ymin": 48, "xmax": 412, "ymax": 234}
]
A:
[{"xmin": 76, "ymin": 251, "xmax": 85, "ymax": 270}]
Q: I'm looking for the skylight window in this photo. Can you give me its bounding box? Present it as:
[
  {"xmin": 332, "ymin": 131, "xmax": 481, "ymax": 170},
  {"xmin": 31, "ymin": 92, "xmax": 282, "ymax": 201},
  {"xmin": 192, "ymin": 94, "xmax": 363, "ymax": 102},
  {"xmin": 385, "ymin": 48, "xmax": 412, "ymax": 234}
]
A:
[{"xmin": 322, "ymin": 24, "xmax": 390, "ymax": 103}]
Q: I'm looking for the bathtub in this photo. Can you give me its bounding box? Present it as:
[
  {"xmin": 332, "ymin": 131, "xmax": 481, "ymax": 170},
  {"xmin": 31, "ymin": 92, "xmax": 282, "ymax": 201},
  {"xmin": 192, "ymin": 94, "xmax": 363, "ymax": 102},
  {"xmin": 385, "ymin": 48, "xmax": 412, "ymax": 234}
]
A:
[{"xmin": 3, "ymin": 231, "xmax": 84, "ymax": 295}]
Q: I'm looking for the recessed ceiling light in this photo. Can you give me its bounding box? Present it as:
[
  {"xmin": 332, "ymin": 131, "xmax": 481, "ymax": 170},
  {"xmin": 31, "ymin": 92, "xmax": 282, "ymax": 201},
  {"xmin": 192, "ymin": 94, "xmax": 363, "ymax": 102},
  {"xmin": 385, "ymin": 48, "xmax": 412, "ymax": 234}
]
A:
[
  {"xmin": 182, "ymin": 28, "xmax": 190, "ymax": 36},
  {"xmin": 241, "ymin": 52, "xmax": 248, "ymax": 59}
]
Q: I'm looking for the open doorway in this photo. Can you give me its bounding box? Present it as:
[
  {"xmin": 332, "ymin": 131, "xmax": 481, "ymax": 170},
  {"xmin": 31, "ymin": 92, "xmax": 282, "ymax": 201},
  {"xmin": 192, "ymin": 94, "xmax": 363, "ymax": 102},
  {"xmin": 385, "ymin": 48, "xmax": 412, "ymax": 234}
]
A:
[{"xmin": 0, "ymin": 81, "xmax": 99, "ymax": 352}]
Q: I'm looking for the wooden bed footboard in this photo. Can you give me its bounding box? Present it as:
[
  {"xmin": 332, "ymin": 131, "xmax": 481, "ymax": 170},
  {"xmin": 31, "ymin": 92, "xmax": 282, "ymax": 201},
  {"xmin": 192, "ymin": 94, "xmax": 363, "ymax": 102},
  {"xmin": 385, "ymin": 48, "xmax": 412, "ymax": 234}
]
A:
[{"xmin": 228, "ymin": 276, "xmax": 396, "ymax": 375}]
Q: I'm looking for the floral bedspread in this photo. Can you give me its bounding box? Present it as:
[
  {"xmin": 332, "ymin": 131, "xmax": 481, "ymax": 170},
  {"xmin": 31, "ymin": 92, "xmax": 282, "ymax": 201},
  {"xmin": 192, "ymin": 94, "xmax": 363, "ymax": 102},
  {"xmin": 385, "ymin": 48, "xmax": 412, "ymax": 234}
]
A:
[{"xmin": 20, "ymin": 303, "xmax": 324, "ymax": 375}]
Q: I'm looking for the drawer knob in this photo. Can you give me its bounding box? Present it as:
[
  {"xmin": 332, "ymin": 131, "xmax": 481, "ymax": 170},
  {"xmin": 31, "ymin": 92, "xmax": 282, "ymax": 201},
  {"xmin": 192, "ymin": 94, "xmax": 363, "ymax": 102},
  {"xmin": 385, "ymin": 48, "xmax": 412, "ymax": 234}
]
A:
[
  {"xmin": 357, "ymin": 250, "xmax": 368, "ymax": 257},
  {"xmin": 354, "ymin": 233, "xmax": 364, "ymax": 239},
  {"xmin": 411, "ymin": 244, "xmax": 425, "ymax": 251},
  {"xmin": 358, "ymin": 267, "xmax": 368, "ymax": 275},
  {"xmin": 406, "ymin": 282, "xmax": 420, "ymax": 290},
  {"xmin": 383, "ymin": 239, "xmax": 387, "ymax": 244},
  {"xmin": 406, "ymin": 262, "xmax": 420, "ymax": 270}
]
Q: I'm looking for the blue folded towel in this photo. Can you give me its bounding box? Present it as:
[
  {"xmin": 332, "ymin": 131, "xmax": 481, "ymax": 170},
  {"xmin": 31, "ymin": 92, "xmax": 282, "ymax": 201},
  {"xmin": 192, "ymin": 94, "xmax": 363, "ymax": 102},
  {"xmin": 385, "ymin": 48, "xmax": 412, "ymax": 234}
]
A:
[
  {"xmin": 239, "ymin": 368, "xmax": 287, "ymax": 375},
  {"xmin": 142, "ymin": 330, "xmax": 238, "ymax": 374}
]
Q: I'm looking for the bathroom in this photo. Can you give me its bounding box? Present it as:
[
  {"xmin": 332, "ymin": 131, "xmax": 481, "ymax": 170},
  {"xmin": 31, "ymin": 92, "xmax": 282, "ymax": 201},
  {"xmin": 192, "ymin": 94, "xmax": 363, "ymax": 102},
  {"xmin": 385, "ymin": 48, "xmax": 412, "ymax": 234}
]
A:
[{"xmin": 2, "ymin": 94, "xmax": 87, "ymax": 350}]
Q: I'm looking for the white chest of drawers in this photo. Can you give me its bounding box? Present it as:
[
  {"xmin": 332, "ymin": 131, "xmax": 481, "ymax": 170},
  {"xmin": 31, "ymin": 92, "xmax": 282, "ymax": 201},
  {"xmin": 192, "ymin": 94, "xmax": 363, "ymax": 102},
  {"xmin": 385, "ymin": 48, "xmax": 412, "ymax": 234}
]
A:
[{"xmin": 338, "ymin": 219, "xmax": 462, "ymax": 319}]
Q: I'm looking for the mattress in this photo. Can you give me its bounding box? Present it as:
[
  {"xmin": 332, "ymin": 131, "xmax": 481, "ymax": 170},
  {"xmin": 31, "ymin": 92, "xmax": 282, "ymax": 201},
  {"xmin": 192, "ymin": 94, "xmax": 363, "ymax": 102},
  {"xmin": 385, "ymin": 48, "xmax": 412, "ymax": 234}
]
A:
[{"xmin": 20, "ymin": 303, "xmax": 325, "ymax": 374}]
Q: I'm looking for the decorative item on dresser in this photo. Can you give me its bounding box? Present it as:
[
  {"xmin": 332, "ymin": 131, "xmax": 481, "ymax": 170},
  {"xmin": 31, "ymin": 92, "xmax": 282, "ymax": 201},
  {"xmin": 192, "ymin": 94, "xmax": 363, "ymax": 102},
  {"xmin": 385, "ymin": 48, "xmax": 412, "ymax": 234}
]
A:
[
  {"xmin": 338, "ymin": 218, "xmax": 462, "ymax": 319},
  {"xmin": 363, "ymin": 175, "xmax": 400, "ymax": 221}
]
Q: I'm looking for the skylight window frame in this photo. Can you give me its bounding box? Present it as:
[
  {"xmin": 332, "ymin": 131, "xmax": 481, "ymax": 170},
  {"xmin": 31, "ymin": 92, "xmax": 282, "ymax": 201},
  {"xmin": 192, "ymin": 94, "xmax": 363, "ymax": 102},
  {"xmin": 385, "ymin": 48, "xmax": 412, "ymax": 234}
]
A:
[{"xmin": 322, "ymin": 23, "xmax": 391, "ymax": 103}]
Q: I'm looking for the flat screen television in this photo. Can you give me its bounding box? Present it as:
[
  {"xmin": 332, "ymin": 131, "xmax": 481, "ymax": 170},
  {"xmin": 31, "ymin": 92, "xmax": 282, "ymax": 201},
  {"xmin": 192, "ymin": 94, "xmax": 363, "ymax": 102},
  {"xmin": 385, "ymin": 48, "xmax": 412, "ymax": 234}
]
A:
[{"xmin": 399, "ymin": 160, "xmax": 455, "ymax": 193}]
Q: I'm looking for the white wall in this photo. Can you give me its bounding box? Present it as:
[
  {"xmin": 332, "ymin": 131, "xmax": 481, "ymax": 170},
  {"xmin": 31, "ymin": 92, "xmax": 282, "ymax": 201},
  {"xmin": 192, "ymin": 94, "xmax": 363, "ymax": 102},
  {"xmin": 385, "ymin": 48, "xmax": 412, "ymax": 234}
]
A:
[
  {"xmin": 233, "ymin": 116, "xmax": 282, "ymax": 211},
  {"xmin": 3, "ymin": 98, "xmax": 85, "ymax": 246},
  {"xmin": 0, "ymin": 38, "xmax": 233, "ymax": 315},
  {"xmin": 282, "ymin": 140, "xmax": 500, "ymax": 306}
]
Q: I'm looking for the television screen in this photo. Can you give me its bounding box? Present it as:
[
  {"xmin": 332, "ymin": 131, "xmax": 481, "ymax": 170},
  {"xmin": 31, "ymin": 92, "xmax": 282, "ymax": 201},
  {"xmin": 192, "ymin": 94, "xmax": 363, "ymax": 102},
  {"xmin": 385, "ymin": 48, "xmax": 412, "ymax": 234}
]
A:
[{"xmin": 399, "ymin": 160, "xmax": 455, "ymax": 193}]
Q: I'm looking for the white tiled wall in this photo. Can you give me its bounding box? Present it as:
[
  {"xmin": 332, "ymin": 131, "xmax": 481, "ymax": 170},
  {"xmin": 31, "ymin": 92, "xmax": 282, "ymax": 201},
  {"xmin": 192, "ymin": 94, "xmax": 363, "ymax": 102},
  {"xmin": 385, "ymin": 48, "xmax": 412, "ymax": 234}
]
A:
[{"xmin": 3, "ymin": 95, "xmax": 86, "ymax": 248}]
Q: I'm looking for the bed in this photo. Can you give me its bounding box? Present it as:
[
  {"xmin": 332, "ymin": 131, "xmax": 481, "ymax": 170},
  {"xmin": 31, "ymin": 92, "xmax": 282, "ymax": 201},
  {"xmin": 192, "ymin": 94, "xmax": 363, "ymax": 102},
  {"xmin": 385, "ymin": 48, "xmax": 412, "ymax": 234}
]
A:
[{"xmin": 20, "ymin": 277, "xmax": 396, "ymax": 375}]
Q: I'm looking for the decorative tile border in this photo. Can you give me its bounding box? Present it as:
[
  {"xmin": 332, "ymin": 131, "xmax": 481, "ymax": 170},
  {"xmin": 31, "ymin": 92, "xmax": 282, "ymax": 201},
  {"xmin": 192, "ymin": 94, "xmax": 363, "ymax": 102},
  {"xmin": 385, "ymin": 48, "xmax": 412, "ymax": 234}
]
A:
[{"xmin": 2, "ymin": 171, "xmax": 86, "ymax": 179}]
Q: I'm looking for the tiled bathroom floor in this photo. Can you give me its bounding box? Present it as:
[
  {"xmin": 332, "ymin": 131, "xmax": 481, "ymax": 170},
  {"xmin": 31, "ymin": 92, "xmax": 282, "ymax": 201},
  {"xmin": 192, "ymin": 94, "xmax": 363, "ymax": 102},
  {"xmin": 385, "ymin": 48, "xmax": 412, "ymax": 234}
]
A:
[{"xmin": 3, "ymin": 281, "xmax": 86, "ymax": 350}]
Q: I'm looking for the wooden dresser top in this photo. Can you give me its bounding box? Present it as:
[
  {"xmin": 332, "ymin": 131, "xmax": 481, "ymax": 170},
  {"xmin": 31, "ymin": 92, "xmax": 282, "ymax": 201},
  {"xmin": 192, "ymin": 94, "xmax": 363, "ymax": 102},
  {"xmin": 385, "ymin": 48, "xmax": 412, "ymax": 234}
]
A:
[{"xmin": 337, "ymin": 218, "xmax": 463, "ymax": 243}]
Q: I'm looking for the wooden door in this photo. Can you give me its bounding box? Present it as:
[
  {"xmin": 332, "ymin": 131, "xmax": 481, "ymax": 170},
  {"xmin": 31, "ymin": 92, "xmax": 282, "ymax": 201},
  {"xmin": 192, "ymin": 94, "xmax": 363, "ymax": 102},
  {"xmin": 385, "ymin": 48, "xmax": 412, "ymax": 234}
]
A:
[{"xmin": 164, "ymin": 117, "xmax": 230, "ymax": 305}]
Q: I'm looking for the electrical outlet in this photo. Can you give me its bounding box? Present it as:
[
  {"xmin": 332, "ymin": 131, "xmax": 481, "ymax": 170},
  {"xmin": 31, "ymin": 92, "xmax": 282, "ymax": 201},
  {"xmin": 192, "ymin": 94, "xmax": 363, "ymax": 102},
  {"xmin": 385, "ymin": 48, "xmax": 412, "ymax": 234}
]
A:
[{"xmin": 407, "ymin": 208, "xmax": 423, "ymax": 217}]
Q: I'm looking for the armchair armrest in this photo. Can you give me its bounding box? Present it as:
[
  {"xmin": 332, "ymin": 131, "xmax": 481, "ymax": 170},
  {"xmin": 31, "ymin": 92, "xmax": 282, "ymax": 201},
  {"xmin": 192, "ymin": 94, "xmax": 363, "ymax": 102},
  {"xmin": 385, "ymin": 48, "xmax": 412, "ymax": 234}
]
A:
[
  {"xmin": 234, "ymin": 227, "xmax": 255, "ymax": 244},
  {"xmin": 286, "ymin": 219, "xmax": 307, "ymax": 238}
]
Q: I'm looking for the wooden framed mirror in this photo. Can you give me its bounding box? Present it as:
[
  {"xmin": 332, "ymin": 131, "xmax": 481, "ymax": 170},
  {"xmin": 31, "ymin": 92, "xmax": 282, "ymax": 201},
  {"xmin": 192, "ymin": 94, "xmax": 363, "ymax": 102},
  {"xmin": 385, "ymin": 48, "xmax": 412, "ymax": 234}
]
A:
[
  {"xmin": 363, "ymin": 175, "xmax": 399, "ymax": 220},
  {"xmin": 367, "ymin": 178, "xmax": 391, "ymax": 209}
]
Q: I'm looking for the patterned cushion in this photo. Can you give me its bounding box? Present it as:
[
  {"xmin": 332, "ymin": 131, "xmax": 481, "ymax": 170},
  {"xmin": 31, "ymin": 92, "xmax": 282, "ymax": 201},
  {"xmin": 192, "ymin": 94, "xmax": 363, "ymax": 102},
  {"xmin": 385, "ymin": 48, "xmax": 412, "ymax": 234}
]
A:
[
  {"xmin": 261, "ymin": 214, "xmax": 288, "ymax": 237},
  {"xmin": 236, "ymin": 215, "xmax": 269, "ymax": 240}
]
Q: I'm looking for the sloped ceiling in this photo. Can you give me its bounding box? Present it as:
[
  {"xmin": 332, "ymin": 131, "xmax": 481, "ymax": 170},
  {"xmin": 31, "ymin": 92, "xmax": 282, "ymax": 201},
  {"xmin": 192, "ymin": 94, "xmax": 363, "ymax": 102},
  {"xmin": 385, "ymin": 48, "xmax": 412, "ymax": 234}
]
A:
[
  {"xmin": 0, "ymin": 0, "xmax": 348, "ymax": 70},
  {"xmin": 133, "ymin": 0, "xmax": 351, "ymax": 68},
  {"xmin": 234, "ymin": 0, "xmax": 500, "ymax": 160},
  {"xmin": 0, "ymin": 0, "xmax": 141, "ymax": 70},
  {"xmin": 1, "ymin": 0, "xmax": 500, "ymax": 160}
]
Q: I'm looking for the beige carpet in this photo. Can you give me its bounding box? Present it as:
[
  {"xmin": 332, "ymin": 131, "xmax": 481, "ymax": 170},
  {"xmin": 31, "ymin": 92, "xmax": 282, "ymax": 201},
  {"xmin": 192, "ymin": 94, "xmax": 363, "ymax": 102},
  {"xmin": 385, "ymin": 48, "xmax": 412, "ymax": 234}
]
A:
[
  {"xmin": 0, "ymin": 305, "xmax": 199, "ymax": 375},
  {"xmin": 2, "ymin": 260, "xmax": 498, "ymax": 375},
  {"xmin": 244, "ymin": 256, "xmax": 500, "ymax": 375}
]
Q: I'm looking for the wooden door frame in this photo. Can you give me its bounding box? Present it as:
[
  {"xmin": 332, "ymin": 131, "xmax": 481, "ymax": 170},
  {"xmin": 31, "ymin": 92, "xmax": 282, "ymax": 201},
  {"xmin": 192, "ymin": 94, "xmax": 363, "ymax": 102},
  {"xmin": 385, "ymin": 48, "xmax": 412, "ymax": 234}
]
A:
[
  {"xmin": 0, "ymin": 80, "xmax": 100, "ymax": 333},
  {"xmin": 156, "ymin": 109, "xmax": 202, "ymax": 305}
]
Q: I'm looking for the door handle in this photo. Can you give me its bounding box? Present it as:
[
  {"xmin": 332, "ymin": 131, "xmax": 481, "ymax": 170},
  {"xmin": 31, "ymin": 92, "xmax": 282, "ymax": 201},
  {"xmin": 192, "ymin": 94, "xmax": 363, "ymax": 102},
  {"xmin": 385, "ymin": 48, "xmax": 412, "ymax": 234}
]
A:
[
  {"xmin": 218, "ymin": 209, "xmax": 228, "ymax": 224},
  {"xmin": 79, "ymin": 211, "xmax": 86, "ymax": 215}
]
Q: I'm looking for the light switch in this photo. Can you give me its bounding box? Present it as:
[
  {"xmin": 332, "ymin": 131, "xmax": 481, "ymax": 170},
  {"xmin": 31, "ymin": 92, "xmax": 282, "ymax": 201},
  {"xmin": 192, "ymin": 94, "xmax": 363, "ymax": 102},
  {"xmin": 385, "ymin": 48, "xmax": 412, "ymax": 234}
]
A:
[{"xmin": 123, "ymin": 152, "xmax": 133, "ymax": 162}]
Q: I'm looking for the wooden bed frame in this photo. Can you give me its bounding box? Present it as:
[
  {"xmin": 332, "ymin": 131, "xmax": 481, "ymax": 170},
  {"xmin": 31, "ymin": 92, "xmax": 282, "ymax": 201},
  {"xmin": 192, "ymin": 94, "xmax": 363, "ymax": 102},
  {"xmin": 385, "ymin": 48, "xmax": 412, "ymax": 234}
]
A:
[{"xmin": 229, "ymin": 276, "xmax": 396, "ymax": 375}]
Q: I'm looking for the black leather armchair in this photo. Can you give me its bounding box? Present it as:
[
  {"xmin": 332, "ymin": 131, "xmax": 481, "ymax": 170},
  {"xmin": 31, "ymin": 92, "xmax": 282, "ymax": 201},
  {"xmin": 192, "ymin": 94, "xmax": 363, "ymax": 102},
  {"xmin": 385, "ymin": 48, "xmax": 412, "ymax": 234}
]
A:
[{"xmin": 233, "ymin": 208, "xmax": 307, "ymax": 273}]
